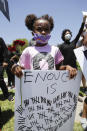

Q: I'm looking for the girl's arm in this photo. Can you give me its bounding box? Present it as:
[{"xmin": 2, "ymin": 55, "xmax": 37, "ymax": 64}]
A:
[{"xmin": 56, "ymin": 62, "xmax": 77, "ymax": 79}]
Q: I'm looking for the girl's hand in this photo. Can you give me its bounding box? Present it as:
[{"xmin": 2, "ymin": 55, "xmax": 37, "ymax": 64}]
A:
[
  {"xmin": 11, "ymin": 64, "xmax": 23, "ymax": 78},
  {"xmin": 66, "ymin": 65, "xmax": 77, "ymax": 79}
]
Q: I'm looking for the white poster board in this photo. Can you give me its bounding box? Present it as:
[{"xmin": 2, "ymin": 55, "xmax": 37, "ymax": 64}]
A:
[
  {"xmin": 15, "ymin": 70, "xmax": 81, "ymax": 131},
  {"xmin": 74, "ymin": 46, "xmax": 87, "ymax": 81}
]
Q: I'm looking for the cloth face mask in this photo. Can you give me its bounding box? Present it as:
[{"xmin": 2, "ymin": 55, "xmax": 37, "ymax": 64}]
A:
[
  {"xmin": 65, "ymin": 34, "xmax": 71, "ymax": 41},
  {"xmin": 33, "ymin": 33, "xmax": 51, "ymax": 44}
]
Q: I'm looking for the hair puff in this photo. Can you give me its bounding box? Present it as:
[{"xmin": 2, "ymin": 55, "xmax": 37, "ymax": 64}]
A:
[
  {"xmin": 41, "ymin": 14, "xmax": 54, "ymax": 31},
  {"xmin": 25, "ymin": 14, "xmax": 37, "ymax": 31}
]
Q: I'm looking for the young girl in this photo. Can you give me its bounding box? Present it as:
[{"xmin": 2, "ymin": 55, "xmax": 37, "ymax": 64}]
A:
[{"xmin": 11, "ymin": 14, "xmax": 77, "ymax": 78}]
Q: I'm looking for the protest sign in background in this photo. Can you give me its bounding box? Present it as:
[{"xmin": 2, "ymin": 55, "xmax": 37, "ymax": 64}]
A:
[
  {"xmin": 0, "ymin": 0, "xmax": 10, "ymax": 21},
  {"xmin": 74, "ymin": 46, "xmax": 87, "ymax": 81},
  {"xmin": 15, "ymin": 70, "xmax": 81, "ymax": 131},
  {"xmin": 82, "ymin": 11, "xmax": 87, "ymax": 23}
]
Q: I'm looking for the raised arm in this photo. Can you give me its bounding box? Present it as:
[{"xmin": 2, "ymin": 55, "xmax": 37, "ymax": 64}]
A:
[{"xmin": 72, "ymin": 16, "xmax": 86, "ymax": 45}]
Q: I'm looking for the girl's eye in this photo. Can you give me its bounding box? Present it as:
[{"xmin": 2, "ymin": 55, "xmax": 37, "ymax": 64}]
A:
[
  {"xmin": 45, "ymin": 28, "xmax": 50, "ymax": 31},
  {"xmin": 37, "ymin": 27, "xmax": 42, "ymax": 32},
  {"xmin": 37, "ymin": 28, "xmax": 50, "ymax": 32}
]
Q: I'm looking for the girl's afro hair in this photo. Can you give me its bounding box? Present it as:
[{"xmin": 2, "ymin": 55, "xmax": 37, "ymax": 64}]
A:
[{"xmin": 25, "ymin": 14, "xmax": 54, "ymax": 32}]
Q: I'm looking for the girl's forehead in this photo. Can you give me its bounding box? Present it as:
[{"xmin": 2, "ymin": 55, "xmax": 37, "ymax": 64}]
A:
[{"xmin": 34, "ymin": 19, "xmax": 49, "ymax": 26}]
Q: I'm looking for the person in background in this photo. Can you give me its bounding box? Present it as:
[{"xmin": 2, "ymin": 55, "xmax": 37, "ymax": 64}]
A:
[
  {"xmin": 80, "ymin": 32, "xmax": 87, "ymax": 131},
  {"xmin": 0, "ymin": 106, "xmax": 1, "ymax": 115},
  {"xmin": 11, "ymin": 14, "xmax": 77, "ymax": 79},
  {"xmin": 0, "ymin": 38, "xmax": 13, "ymax": 101},
  {"xmin": 76, "ymin": 27, "xmax": 87, "ymax": 95},
  {"xmin": 6, "ymin": 45, "xmax": 20, "ymax": 88},
  {"xmin": 58, "ymin": 16, "xmax": 86, "ymax": 69},
  {"xmin": 58, "ymin": 16, "xmax": 86, "ymax": 103}
]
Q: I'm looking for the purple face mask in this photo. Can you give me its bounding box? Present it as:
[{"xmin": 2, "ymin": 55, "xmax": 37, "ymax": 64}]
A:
[{"xmin": 33, "ymin": 33, "xmax": 51, "ymax": 44}]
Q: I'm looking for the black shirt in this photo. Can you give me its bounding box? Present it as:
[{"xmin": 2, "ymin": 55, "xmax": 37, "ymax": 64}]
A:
[
  {"xmin": 58, "ymin": 22, "xmax": 85, "ymax": 68},
  {"xmin": 0, "ymin": 38, "xmax": 8, "ymax": 64}
]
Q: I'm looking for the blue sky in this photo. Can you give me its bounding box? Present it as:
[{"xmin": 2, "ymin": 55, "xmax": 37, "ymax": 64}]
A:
[{"xmin": 0, "ymin": 0, "xmax": 87, "ymax": 45}]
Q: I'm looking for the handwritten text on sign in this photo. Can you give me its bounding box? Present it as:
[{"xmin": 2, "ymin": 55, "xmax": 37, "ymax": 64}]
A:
[{"xmin": 15, "ymin": 70, "xmax": 81, "ymax": 131}]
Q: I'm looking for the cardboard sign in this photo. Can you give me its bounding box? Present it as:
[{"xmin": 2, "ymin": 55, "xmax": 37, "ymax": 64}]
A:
[
  {"xmin": 15, "ymin": 70, "xmax": 81, "ymax": 131},
  {"xmin": 74, "ymin": 46, "xmax": 87, "ymax": 81},
  {"xmin": 0, "ymin": 0, "xmax": 10, "ymax": 21}
]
